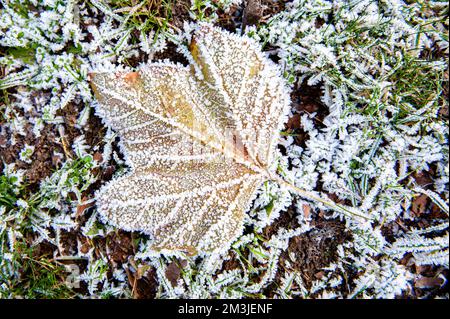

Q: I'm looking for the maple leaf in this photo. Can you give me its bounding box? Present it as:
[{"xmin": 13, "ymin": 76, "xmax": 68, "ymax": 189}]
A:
[{"xmin": 90, "ymin": 24, "xmax": 369, "ymax": 256}]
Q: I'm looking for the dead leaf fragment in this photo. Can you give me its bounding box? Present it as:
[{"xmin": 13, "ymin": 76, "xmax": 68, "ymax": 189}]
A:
[
  {"xmin": 165, "ymin": 259, "xmax": 188, "ymax": 287},
  {"xmin": 415, "ymin": 275, "xmax": 445, "ymax": 288},
  {"xmin": 411, "ymin": 194, "xmax": 429, "ymax": 216}
]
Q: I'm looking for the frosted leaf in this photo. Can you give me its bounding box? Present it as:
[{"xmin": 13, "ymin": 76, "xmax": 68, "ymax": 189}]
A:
[{"xmin": 90, "ymin": 23, "xmax": 291, "ymax": 255}]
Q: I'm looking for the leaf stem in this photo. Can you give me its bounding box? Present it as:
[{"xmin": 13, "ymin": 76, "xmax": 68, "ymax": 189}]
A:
[{"xmin": 269, "ymin": 174, "xmax": 373, "ymax": 221}]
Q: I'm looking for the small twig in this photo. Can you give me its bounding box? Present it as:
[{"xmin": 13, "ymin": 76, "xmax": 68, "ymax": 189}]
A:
[{"xmin": 58, "ymin": 125, "xmax": 73, "ymax": 160}]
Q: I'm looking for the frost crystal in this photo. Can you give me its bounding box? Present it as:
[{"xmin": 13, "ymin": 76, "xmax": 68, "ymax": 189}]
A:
[{"xmin": 90, "ymin": 24, "xmax": 291, "ymax": 255}]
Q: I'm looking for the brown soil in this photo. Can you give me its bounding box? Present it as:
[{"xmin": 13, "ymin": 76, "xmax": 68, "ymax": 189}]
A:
[
  {"xmin": 153, "ymin": 42, "xmax": 189, "ymax": 65},
  {"xmin": 263, "ymin": 213, "xmax": 350, "ymax": 297},
  {"xmin": 282, "ymin": 218, "xmax": 349, "ymax": 285},
  {"xmin": 171, "ymin": 0, "xmax": 192, "ymax": 29},
  {"xmin": 1, "ymin": 125, "xmax": 63, "ymax": 186},
  {"xmin": 280, "ymin": 82, "xmax": 330, "ymax": 160},
  {"xmin": 0, "ymin": 98, "xmax": 105, "ymax": 188}
]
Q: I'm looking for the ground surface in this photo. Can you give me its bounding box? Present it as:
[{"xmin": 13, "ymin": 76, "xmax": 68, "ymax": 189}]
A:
[{"xmin": 0, "ymin": 0, "xmax": 448, "ymax": 299}]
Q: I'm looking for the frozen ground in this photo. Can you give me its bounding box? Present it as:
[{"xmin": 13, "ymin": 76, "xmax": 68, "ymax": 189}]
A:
[{"xmin": 0, "ymin": 0, "xmax": 448, "ymax": 298}]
